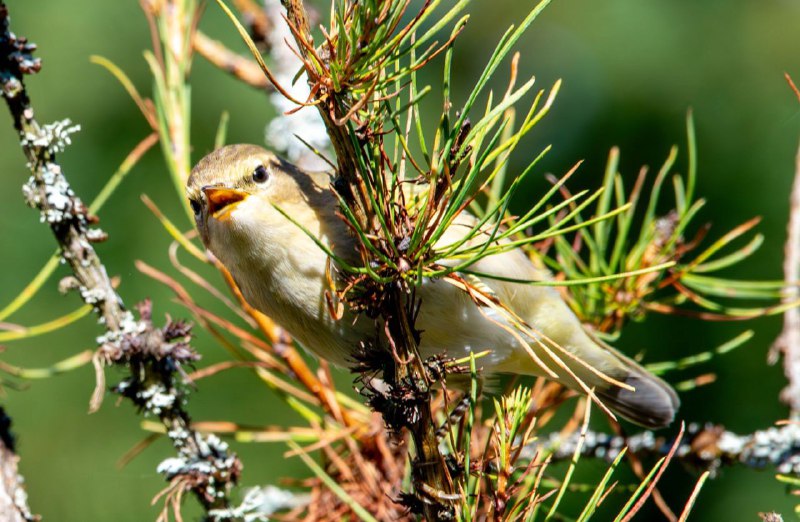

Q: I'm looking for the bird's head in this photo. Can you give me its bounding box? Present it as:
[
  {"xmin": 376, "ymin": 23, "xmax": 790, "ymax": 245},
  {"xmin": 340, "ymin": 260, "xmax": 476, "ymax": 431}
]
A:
[
  {"xmin": 187, "ymin": 144, "xmax": 275, "ymax": 243},
  {"xmin": 187, "ymin": 144, "xmax": 331, "ymax": 267}
]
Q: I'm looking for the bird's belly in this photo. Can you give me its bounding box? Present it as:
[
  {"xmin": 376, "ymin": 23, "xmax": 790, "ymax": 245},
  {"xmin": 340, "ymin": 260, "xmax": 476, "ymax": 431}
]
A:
[
  {"xmin": 232, "ymin": 250, "xmax": 533, "ymax": 376},
  {"xmin": 237, "ymin": 271, "xmax": 364, "ymax": 367}
]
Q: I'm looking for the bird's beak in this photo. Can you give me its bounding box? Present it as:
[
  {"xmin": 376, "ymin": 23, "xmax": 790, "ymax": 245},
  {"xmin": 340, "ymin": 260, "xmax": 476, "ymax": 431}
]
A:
[{"xmin": 203, "ymin": 186, "xmax": 248, "ymax": 221}]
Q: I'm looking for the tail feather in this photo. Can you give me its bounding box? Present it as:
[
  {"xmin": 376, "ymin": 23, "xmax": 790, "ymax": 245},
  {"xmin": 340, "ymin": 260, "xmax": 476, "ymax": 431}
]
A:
[{"xmin": 597, "ymin": 367, "xmax": 679, "ymax": 429}]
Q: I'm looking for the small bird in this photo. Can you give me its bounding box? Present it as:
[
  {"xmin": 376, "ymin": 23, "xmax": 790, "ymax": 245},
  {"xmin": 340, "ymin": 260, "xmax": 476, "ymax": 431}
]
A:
[{"xmin": 187, "ymin": 144, "xmax": 679, "ymax": 428}]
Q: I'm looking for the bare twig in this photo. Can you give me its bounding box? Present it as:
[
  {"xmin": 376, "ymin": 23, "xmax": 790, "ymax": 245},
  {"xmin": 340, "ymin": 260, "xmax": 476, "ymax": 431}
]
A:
[
  {"xmin": 0, "ymin": 407, "xmax": 37, "ymax": 522},
  {"xmin": 232, "ymin": 0, "xmax": 272, "ymax": 50},
  {"xmin": 193, "ymin": 31, "xmax": 272, "ymax": 90},
  {"xmin": 770, "ymin": 73, "xmax": 800, "ymax": 415},
  {"xmin": 0, "ymin": 3, "xmax": 240, "ymax": 517}
]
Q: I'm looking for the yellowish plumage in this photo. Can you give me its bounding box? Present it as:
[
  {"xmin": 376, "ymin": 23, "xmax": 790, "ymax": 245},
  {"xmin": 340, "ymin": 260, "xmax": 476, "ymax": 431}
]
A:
[{"xmin": 187, "ymin": 144, "xmax": 679, "ymax": 428}]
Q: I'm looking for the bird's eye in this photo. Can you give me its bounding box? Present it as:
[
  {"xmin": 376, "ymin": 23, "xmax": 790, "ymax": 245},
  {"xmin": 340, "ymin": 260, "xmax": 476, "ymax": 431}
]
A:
[
  {"xmin": 252, "ymin": 165, "xmax": 269, "ymax": 184},
  {"xmin": 189, "ymin": 199, "xmax": 202, "ymax": 216}
]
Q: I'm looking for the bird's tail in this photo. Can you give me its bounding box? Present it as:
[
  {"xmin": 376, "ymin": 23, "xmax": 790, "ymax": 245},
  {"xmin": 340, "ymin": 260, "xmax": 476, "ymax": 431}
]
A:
[
  {"xmin": 531, "ymin": 317, "xmax": 680, "ymax": 429},
  {"xmin": 593, "ymin": 351, "xmax": 679, "ymax": 429}
]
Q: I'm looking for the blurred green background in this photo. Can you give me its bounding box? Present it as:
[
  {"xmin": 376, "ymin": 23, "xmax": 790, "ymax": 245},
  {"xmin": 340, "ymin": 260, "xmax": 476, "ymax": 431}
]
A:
[{"xmin": 1, "ymin": 0, "xmax": 799, "ymax": 520}]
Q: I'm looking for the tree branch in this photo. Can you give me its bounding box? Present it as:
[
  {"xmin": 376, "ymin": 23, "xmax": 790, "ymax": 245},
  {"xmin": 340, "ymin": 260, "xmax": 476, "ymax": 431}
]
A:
[
  {"xmin": 277, "ymin": 2, "xmax": 458, "ymax": 518},
  {"xmin": 525, "ymin": 421, "xmax": 800, "ymax": 476},
  {"xmin": 0, "ymin": 407, "xmax": 37, "ymax": 522},
  {"xmin": 193, "ymin": 31, "xmax": 272, "ymax": 91},
  {"xmin": 770, "ymin": 82, "xmax": 800, "ymax": 414},
  {"xmin": 0, "ymin": 3, "xmax": 240, "ymax": 517}
]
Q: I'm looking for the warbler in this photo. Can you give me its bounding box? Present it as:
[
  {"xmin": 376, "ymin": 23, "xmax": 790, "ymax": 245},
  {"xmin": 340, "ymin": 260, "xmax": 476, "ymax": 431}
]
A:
[{"xmin": 186, "ymin": 144, "xmax": 679, "ymax": 428}]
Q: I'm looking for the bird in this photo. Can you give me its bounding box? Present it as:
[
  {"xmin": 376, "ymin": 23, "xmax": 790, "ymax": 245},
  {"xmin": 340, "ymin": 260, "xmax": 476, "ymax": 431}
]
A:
[{"xmin": 186, "ymin": 144, "xmax": 679, "ymax": 429}]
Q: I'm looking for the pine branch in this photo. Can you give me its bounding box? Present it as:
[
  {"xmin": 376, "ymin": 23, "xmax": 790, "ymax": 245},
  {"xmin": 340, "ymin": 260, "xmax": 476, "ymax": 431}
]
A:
[{"xmin": 276, "ymin": 2, "xmax": 459, "ymax": 518}]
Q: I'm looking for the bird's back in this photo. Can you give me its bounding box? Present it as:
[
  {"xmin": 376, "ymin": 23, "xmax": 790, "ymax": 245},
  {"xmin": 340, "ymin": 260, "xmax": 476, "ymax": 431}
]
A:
[{"xmin": 416, "ymin": 212, "xmax": 679, "ymax": 428}]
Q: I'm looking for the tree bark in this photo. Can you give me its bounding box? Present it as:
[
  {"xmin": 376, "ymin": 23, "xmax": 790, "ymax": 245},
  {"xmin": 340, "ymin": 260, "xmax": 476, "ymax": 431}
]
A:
[{"xmin": 0, "ymin": 408, "xmax": 36, "ymax": 522}]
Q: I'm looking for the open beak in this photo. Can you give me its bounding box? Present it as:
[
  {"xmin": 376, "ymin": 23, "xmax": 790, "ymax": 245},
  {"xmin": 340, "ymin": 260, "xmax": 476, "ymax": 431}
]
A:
[{"xmin": 203, "ymin": 186, "xmax": 248, "ymax": 221}]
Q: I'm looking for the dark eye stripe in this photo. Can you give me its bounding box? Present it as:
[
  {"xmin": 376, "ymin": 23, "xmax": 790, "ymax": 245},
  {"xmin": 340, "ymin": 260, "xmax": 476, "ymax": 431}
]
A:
[
  {"xmin": 189, "ymin": 199, "xmax": 202, "ymax": 216},
  {"xmin": 253, "ymin": 165, "xmax": 269, "ymax": 183}
]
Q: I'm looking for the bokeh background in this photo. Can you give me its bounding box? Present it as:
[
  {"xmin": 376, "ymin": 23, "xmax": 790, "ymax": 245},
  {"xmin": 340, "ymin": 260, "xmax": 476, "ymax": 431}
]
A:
[{"xmin": 1, "ymin": 0, "xmax": 799, "ymax": 520}]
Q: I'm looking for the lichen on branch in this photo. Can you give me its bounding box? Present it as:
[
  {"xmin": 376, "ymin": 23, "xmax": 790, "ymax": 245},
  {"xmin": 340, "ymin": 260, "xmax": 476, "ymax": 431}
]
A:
[{"xmin": 0, "ymin": 3, "xmax": 241, "ymax": 517}]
